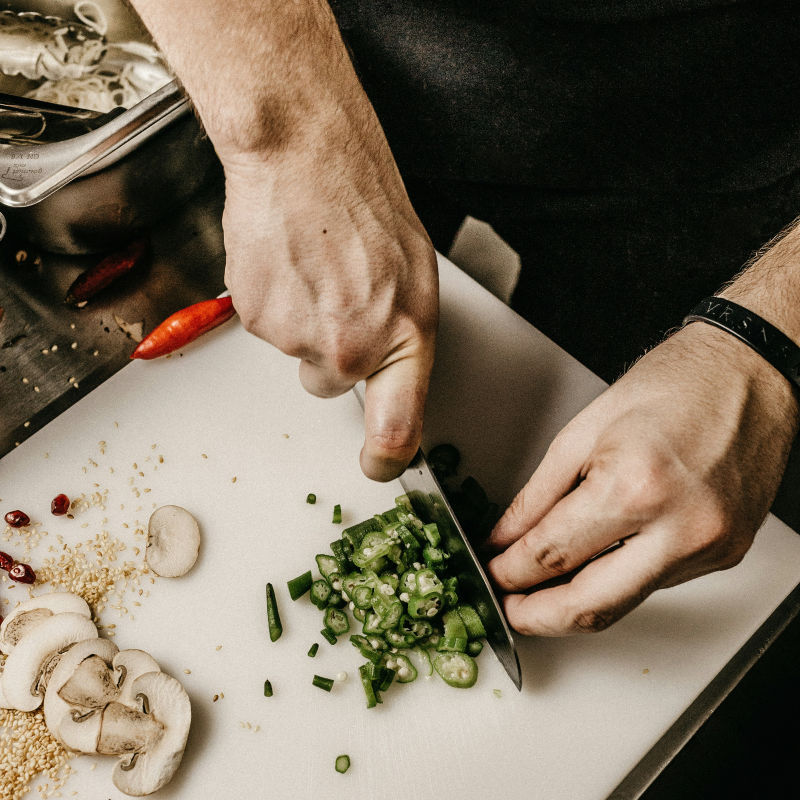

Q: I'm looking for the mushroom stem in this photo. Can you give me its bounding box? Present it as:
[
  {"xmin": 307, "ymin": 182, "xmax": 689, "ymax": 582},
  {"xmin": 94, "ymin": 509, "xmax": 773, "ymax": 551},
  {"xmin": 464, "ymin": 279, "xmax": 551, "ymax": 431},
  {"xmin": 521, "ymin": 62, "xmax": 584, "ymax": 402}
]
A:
[{"xmin": 120, "ymin": 752, "xmax": 140, "ymax": 772}]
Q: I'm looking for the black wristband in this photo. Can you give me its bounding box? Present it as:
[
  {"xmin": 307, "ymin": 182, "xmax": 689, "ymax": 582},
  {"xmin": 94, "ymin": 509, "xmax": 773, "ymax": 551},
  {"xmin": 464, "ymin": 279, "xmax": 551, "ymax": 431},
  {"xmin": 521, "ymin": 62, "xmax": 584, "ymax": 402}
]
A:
[{"xmin": 683, "ymin": 297, "xmax": 800, "ymax": 390}]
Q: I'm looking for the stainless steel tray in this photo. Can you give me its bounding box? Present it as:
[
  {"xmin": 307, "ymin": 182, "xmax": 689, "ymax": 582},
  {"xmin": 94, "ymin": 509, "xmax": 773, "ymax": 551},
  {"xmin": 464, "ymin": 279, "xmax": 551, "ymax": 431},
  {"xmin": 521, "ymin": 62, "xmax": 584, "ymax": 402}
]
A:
[{"xmin": 0, "ymin": 0, "xmax": 186, "ymax": 209}]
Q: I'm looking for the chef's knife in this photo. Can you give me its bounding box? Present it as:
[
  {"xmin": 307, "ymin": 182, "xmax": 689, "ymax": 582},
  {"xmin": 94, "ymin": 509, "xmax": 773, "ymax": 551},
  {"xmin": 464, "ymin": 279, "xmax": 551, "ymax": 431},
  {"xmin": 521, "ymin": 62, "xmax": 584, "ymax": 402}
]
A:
[{"xmin": 353, "ymin": 385, "xmax": 522, "ymax": 690}]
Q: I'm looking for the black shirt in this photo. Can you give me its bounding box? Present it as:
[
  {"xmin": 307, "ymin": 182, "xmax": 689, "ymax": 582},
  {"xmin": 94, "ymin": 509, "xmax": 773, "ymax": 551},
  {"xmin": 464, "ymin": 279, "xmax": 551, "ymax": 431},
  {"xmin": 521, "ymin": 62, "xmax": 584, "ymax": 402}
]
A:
[{"xmin": 334, "ymin": 1, "xmax": 800, "ymax": 193}]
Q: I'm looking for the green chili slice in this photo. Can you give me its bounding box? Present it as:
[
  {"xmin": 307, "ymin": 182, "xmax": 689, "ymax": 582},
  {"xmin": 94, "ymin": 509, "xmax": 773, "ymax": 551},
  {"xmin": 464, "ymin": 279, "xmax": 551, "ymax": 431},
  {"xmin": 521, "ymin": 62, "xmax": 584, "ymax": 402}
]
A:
[
  {"xmin": 320, "ymin": 628, "xmax": 338, "ymax": 645},
  {"xmin": 433, "ymin": 652, "xmax": 478, "ymax": 688},
  {"xmin": 265, "ymin": 583, "xmax": 282, "ymax": 642},
  {"xmin": 263, "ymin": 679, "xmax": 273, "ymax": 697},
  {"xmin": 312, "ymin": 674, "xmax": 335, "ymax": 692},
  {"xmin": 335, "ymin": 754, "xmax": 351, "ymax": 774},
  {"xmin": 287, "ymin": 570, "xmax": 313, "ymax": 601}
]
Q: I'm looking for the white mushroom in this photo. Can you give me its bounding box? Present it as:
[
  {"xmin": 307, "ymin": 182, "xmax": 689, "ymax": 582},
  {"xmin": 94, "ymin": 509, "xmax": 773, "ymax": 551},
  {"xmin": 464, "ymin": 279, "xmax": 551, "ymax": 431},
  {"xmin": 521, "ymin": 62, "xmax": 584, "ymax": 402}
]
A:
[
  {"xmin": 59, "ymin": 654, "xmax": 121, "ymax": 708},
  {"xmin": 111, "ymin": 671, "xmax": 191, "ymax": 796},
  {"xmin": 0, "ymin": 592, "xmax": 91, "ymax": 654},
  {"xmin": 0, "ymin": 613, "xmax": 98, "ymax": 711},
  {"xmin": 98, "ymin": 701, "xmax": 164, "ymax": 756},
  {"xmin": 145, "ymin": 505, "xmax": 201, "ymax": 578},
  {"xmin": 44, "ymin": 637, "xmax": 119, "ymax": 753},
  {"xmin": 112, "ymin": 650, "xmax": 161, "ymax": 705}
]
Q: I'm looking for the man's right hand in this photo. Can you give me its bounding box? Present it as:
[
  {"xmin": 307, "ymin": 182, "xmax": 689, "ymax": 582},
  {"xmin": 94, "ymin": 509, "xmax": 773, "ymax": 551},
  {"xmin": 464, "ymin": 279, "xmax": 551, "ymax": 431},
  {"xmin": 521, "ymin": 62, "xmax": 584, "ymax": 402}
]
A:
[
  {"xmin": 130, "ymin": 0, "xmax": 439, "ymax": 481},
  {"xmin": 221, "ymin": 112, "xmax": 438, "ymax": 482}
]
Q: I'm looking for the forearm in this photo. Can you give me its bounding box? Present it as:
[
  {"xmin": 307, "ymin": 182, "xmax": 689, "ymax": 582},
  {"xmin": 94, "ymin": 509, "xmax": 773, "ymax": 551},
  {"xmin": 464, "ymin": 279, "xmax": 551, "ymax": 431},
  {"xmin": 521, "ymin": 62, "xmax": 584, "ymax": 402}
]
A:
[{"xmin": 128, "ymin": 0, "xmax": 364, "ymax": 158}]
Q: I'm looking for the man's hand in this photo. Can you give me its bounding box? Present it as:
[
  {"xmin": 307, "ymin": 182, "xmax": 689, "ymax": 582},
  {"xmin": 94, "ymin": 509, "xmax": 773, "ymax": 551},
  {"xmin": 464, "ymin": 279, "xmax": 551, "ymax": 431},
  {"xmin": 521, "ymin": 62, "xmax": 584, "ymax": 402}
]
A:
[
  {"xmin": 487, "ymin": 321, "xmax": 799, "ymax": 635},
  {"xmin": 130, "ymin": 0, "xmax": 438, "ymax": 481},
  {"xmin": 222, "ymin": 124, "xmax": 438, "ymax": 482}
]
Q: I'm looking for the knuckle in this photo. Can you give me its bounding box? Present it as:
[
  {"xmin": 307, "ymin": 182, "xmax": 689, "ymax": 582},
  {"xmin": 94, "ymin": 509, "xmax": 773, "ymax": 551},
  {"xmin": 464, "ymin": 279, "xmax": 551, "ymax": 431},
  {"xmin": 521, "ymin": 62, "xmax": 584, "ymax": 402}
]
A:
[
  {"xmin": 687, "ymin": 506, "xmax": 750, "ymax": 569},
  {"xmin": 520, "ymin": 535, "xmax": 570, "ymax": 576},
  {"xmin": 686, "ymin": 499, "xmax": 736, "ymax": 554},
  {"xmin": 571, "ymin": 608, "xmax": 615, "ymax": 633},
  {"xmin": 370, "ymin": 425, "xmax": 418, "ymax": 458},
  {"xmin": 327, "ymin": 342, "xmax": 367, "ymax": 381},
  {"xmin": 570, "ymin": 605, "xmax": 617, "ymax": 634},
  {"xmin": 503, "ymin": 489, "xmax": 533, "ymax": 530},
  {"xmin": 600, "ymin": 453, "xmax": 675, "ymax": 521}
]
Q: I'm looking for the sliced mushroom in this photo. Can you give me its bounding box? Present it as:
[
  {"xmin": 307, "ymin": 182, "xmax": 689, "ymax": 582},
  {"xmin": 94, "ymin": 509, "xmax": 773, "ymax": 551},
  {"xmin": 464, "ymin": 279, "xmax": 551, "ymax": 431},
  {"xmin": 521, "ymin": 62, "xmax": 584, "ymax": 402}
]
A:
[
  {"xmin": 59, "ymin": 654, "xmax": 121, "ymax": 708},
  {"xmin": 1, "ymin": 608, "xmax": 52, "ymax": 651},
  {"xmin": 0, "ymin": 613, "xmax": 98, "ymax": 711},
  {"xmin": 111, "ymin": 671, "xmax": 191, "ymax": 796},
  {"xmin": 36, "ymin": 642, "xmax": 77, "ymax": 698},
  {"xmin": 0, "ymin": 593, "xmax": 91, "ymax": 654},
  {"xmin": 98, "ymin": 701, "xmax": 164, "ymax": 756},
  {"xmin": 112, "ymin": 650, "xmax": 161, "ymax": 705},
  {"xmin": 44, "ymin": 637, "xmax": 119, "ymax": 754},
  {"xmin": 145, "ymin": 505, "xmax": 201, "ymax": 578}
]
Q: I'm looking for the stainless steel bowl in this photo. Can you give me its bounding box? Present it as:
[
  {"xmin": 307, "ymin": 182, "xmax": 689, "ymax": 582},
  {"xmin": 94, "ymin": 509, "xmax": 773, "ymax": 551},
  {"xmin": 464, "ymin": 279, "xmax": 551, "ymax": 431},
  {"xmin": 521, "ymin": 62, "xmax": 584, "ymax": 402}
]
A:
[{"xmin": 0, "ymin": 0, "xmax": 219, "ymax": 253}]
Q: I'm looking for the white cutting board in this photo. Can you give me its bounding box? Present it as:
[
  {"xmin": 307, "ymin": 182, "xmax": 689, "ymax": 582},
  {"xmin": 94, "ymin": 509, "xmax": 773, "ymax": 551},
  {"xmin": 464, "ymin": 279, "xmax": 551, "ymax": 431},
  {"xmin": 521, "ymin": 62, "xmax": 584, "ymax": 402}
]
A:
[{"xmin": 3, "ymin": 255, "xmax": 800, "ymax": 800}]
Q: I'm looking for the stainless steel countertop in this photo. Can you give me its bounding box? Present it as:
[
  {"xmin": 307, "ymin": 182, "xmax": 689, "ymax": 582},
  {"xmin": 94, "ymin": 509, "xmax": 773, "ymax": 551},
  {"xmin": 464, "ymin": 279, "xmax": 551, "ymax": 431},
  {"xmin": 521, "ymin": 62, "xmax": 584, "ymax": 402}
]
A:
[{"xmin": 0, "ymin": 172, "xmax": 226, "ymax": 455}]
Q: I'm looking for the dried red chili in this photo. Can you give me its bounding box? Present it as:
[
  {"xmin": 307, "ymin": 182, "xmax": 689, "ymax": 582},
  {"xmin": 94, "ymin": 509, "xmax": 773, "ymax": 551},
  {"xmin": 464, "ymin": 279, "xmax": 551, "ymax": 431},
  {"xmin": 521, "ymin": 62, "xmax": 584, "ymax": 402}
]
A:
[
  {"xmin": 51, "ymin": 493, "xmax": 70, "ymax": 516},
  {"xmin": 131, "ymin": 295, "xmax": 236, "ymax": 360},
  {"xmin": 8, "ymin": 562, "xmax": 36, "ymax": 584},
  {"xmin": 0, "ymin": 551, "xmax": 14, "ymax": 571},
  {"xmin": 65, "ymin": 238, "xmax": 149, "ymax": 306},
  {"xmin": 4, "ymin": 510, "xmax": 30, "ymax": 528}
]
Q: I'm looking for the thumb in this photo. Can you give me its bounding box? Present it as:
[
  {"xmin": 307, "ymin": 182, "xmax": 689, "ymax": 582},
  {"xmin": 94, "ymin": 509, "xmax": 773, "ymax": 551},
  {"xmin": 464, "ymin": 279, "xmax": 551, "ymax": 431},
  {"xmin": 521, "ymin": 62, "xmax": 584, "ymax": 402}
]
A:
[{"xmin": 360, "ymin": 345, "xmax": 434, "ymax": 482}]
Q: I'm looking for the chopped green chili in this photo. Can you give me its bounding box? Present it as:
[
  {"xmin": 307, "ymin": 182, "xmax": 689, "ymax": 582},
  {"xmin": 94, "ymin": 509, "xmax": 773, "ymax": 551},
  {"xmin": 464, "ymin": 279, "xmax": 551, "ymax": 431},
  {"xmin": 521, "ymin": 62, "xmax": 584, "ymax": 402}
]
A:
[
  {"xmin": 307, "ymin": 642, "xmax": 319, "ymax": 658},
  {"xmin": 433, "ymin": 652, "xmax": 478, "ymax": 688},
  {"xmin": 323, "ymin": 607, "xmax": 350, "ymax": 636},
  {"xmin": 306, "ymin": 493, "xmax": 317, "ymax": 504},
  {"xmin": 263, "ymin": 679, "xmax": 273, "ymax": 697},
  {"xmin": 298, "ymin": 468, "xmax": 492, "ymax": 706},
  {"xmin": 320, "ymin": 628, "xmax": 338, "ymax": 645},
  {"xmin": 310, "ymin": 579, "xmax": 332, "ymax": 609},
  {"xmin": 265, "ymin": 583, "xmax": 282, "ymax": 642},
  {"xmin": 312, "ymin": 674, "xmax": 335, "ymax": 692},
  {"xmin": 335, "ymin": 754, "xmax": 351, "ymax": 774},
  {"xmin": 332, "ymin": 503, "xmax": 342, "ymax": 524},
  {"xmin": 287, "ymin": 570, "xmax": 313, "ymax": 601}
]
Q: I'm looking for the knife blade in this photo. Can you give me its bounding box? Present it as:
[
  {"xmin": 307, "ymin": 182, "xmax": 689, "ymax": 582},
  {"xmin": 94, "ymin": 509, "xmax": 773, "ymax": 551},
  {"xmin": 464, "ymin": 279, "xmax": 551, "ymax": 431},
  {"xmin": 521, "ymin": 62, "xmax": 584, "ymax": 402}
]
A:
[{"xmin": 353, "ymin": 386, "xmax": 522, "ymax": 690}]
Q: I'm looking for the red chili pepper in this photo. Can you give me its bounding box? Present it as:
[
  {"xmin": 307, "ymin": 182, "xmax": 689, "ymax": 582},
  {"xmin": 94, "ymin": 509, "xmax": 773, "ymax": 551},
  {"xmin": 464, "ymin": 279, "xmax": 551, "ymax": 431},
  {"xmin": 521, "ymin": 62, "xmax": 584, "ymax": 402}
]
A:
[
  {"xmin": 51, "ymin": 494, "xmax": 70, "ymax": 516},
  {"xmin": 4, "ymin": 510, "xmax": 30, "ymax": 528},
  {"xmin": 131, "ymin": 296, "xmax": 236, "ymax": 360},
  {"xmin": 65, "ymin": 238, "xmax": 149, "ymax": 306},
  {"xmin": 9, "ymin": 562, "xmax": 36, "ymax": 584},
  {"xmin": 0, "ymin": 551, "xmax": 14, "ymax": 571}
]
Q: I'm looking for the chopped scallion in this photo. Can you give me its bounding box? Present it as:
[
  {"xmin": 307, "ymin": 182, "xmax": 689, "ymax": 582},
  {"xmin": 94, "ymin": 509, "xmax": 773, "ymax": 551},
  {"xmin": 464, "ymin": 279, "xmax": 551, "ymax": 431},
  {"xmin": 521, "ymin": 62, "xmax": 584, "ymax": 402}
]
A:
[
  {"xmin": 332, "ymin": 504, "xmax": 342, "ymax": 524},
  {"xmin": 307, "ymin": 642, "xmax": 319, "ymax": 658},
  {"xmin": 263, "ymin": 679, "xmax": 273, "ymax": 697},
  {"xmin": 306, "ymin": 493, "xmax": 317, "ymax": 504}
]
